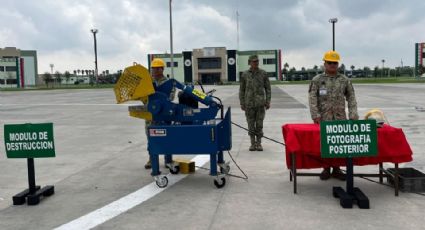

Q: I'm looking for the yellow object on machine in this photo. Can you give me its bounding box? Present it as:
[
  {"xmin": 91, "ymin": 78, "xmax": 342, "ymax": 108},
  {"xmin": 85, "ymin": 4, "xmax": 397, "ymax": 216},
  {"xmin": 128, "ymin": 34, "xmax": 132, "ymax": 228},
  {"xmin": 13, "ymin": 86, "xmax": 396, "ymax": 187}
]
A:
[{"xmin": 113, "ymin": 63, "xmax": 155, "ymax": 120}]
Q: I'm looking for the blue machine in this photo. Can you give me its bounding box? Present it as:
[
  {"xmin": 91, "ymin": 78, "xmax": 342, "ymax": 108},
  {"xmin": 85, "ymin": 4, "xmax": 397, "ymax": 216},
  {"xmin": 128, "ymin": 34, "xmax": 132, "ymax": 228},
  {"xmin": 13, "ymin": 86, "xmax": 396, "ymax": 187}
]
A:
[
  {"xmin": 113, "ymin": 64, "xmax": 232, "ymax": 188},
  {"xmin": 147, "ymin": 79, "xmax": 232, "ymax": 188}
]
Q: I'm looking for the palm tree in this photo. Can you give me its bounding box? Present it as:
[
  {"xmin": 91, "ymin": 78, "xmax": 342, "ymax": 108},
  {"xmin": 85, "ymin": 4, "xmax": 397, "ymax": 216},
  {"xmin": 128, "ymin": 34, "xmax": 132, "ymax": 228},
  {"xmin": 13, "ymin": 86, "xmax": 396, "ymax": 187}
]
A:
[{"xmin": 350, "ymin": 65, "xmax": 355, "ymax": 77}]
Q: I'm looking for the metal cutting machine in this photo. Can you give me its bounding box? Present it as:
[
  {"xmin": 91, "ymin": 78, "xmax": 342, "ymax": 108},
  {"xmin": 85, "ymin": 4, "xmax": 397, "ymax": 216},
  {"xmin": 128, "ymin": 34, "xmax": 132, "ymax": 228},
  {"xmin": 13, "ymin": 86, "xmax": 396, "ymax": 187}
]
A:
[{"xmin": 114, "ymin": 63, "xmax": 232, "ymax": 188}]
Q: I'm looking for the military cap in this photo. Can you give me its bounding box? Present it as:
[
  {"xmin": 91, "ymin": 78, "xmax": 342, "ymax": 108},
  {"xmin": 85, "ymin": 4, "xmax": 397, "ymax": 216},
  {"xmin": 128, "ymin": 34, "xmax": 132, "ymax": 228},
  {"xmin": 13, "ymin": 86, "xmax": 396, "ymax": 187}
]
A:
[{"xmin": 248, "ymin": 55, "xmax": 259, "ymax": 61}]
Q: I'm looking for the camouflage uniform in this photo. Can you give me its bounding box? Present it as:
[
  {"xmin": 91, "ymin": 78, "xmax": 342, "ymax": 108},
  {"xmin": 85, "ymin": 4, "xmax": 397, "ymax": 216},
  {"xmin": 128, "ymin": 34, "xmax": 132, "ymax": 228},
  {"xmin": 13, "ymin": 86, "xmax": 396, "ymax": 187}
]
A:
[
  {"xmin": 239, "ymin": 67, "xmax": 271, "ymax": 150},
  {"xmin": 308, "ymin": 73, "xmax": 358, "ymax": 121}
]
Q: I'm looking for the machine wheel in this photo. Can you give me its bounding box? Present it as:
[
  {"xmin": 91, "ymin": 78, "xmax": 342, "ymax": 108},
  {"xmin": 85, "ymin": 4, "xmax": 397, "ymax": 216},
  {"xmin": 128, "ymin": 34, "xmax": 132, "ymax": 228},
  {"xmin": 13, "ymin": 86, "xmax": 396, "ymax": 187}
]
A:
[
  {"xmin": 214, "ymin": 177, "xmax": 226, "ymax": 189},
  {"xmin": 220, "ymin": 164, "xmax": 230, "ymax": 174},
  {"xmin": 169, "ymin": 165, "xmax": 180, "ymax": 174},
  {"xmin": 155, "ymin": 176, "xmax": 168, "ymax": 188}
]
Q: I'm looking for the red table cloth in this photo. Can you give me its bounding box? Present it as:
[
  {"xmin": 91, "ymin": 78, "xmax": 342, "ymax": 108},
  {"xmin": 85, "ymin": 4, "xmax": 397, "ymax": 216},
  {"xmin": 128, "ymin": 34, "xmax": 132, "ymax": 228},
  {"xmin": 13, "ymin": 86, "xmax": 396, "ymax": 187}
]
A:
[{"xmin": 282, "ymin": 124, "xmax": 413, "ymax": 169}]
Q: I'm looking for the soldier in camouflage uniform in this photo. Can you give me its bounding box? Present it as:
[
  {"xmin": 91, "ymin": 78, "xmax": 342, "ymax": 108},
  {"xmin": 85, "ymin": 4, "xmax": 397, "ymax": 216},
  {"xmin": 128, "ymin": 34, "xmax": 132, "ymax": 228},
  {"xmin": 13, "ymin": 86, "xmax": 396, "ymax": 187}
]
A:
[
  {"xmin": 239, "ymin": 55, "xmax": 271, "ymax": 151},
  {"xmin": 144, "ymin": 58, "xmax": 176, "ymax": 169},
  {"xmin": 308, "ymin": 50, "xmax": 359, "ymax": 180}
]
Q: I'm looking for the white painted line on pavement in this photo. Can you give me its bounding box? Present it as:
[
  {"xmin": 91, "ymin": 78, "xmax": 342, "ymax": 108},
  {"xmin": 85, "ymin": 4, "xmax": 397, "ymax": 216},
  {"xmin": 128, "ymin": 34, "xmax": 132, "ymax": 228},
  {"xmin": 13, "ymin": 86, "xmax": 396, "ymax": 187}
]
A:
[{"xmin": 54, "ymin": 155, "xmax": 210, "ymax": 230}]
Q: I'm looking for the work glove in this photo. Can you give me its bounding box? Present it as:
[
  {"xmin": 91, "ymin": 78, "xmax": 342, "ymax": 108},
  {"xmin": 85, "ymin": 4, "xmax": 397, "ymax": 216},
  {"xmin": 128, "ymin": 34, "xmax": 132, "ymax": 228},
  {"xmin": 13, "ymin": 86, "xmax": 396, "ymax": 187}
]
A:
[{"xmin": 313, "ymin": 117, "xmax": 321, "ymax": 124}]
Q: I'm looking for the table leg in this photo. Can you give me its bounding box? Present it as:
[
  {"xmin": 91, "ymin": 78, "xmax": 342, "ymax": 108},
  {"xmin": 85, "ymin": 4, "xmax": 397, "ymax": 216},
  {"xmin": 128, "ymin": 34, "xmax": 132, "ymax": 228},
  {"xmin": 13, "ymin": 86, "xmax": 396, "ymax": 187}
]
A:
[
  {"xmin": 289, "ymin": 153, "xmax": 293, "ymax": 182},
  {"xmin": 379, "ymin": 163, "xmax": 383, "ymax": 184},
  {"xmin": 395, "ymin": 163, "xmax": 399, "ymax": 196},
  {"xmin": 292, "ymin": 153, "xmax": 297, "ymax": 194}
]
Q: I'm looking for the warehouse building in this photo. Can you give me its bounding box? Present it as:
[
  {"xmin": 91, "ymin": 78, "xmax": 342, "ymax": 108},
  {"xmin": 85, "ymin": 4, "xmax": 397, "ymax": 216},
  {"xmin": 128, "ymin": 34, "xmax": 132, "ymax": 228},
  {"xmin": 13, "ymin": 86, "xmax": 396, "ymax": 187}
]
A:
[
  {"xmin": 0, "ymin": 47, "xmax": 38, "ymax": 88},
  {"xmin": 148, "ymin": 47, "xmax": 282, "ymax": 84}
]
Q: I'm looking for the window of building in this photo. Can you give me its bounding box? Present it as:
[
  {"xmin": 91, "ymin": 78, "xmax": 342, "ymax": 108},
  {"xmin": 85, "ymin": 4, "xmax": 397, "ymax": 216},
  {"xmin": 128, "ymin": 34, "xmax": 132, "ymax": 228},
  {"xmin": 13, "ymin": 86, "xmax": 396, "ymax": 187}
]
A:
[
  {"xmin": 5, "ymin": 66, "xmax": 17, "ymax": 71},
  {"xmin": 263, "ymin": 58, "xmax": 276, "ymax": 65},
  {"xmin": 198, "ymin": 58, "xmax": 221, "ymax": 69},
  {"xmin": 0, "ymin": 66, "xmax": 4, "ymax": 72},
  {"xmin": 6, "ymin": 78, "xmax": 17, "ymax": 84},
  {"xmin": 166, "ymin": 62, "xmax": 178, "ymax": 67}
]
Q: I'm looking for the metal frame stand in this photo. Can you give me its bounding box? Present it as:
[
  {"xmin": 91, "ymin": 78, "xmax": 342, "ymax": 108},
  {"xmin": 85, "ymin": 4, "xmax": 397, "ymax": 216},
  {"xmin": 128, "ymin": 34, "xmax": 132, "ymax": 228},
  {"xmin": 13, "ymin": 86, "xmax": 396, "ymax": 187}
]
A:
[
  {"xmin": 13, "ymin": 158, "xmax": 54, "ymax": 205},
  {"xmin": 332, "ymin": 158, "xmax": 369, "ymax": 209},
  {"xmin": 289, "ymin": 153, "xmax": 400, "ymax": 197}
]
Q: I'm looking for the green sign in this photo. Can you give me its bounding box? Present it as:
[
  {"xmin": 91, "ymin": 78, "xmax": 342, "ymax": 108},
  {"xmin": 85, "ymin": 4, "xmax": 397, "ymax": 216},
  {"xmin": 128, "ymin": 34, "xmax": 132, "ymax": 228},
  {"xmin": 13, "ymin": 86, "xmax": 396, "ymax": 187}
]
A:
[
  {"xmin": 320, "ymin": 120, "xmax": 377, "ymax": 158},
  {"xmin": 4, "ymin": 123, "xmax": 55, "ymax": 158}
]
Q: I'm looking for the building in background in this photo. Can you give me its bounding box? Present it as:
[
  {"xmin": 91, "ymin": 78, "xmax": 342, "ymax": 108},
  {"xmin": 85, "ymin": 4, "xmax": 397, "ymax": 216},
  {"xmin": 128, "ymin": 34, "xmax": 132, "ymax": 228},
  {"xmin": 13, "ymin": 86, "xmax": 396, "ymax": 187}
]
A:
[
  {"xmin": 415, "ymin": 42, "xmax": 425, "ymax": 77},
  {"xmin": 148, "ymin": 47, "xmax": 282, "ymax": 84},
  {"xmin": 0, "ymin": 47, "xmax": 38, "ymax": 88}
]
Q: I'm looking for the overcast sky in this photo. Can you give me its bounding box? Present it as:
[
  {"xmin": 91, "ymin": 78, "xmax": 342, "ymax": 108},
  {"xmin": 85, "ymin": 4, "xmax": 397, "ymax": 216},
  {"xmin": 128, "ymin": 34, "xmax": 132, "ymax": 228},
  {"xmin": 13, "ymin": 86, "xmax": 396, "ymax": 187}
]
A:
[{"xmin": 1, "ymin": 0, "xmax": 424, "ymax": 74}]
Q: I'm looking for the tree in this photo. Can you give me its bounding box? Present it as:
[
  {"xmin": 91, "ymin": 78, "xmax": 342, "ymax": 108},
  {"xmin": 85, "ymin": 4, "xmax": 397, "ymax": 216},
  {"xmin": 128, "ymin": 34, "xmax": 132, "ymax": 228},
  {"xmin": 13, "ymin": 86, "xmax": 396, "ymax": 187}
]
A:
[
  {"xmin": 288, "ymin": 67, "xmax": 296, "ymax": 81},
  {"xmin": 43, "ymin": 72, "xmax": 53, "ymax": 87},
  {"xmin": 281, "ymin": 68, "xmax": 288, "ymax": 80},
  {"xmin": 373, "ymin": 66, "xmax": 379, "ymax": 78},
  {"xmin": 363, "ymin": 66, "xmax": 371, "ymax": 78},
  {"xmin": 64, "ymin": 71, "xmax": 71, "ymax": 85},
  {"xmin": 54, "ymin": 71, "xmax": 62, "ymax": 85},
  {"xmin": 281, "ymin": 63, "xmax": 290, "ymax": 81},
  {"xmin": 313, "ymin": 65, "xmax": 319, "ymax": 75},
  {"xmin": 338, "ymin": 63, "xmax": 346, "ymax": 74}
]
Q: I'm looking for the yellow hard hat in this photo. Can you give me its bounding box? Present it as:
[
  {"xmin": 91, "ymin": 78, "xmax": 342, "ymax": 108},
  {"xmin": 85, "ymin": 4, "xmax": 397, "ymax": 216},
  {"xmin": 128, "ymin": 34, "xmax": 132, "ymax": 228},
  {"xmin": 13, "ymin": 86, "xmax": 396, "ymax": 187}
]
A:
[
  {"xmin": 151, "ymin": 58, "xmax": 165, "ymax": 68},
  {"xmin": 323, "ymin": 50, "xmax": 341, "ymax": 62}
]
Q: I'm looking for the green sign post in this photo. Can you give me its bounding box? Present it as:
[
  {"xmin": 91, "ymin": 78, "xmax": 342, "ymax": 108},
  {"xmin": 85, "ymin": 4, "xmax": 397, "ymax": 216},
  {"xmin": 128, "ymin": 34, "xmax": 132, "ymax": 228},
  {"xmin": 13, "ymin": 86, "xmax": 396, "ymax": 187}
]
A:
[
  {"xmin": 4, "ymin": 123, "xmax": 55, "ymax": 158},
  {"xmin": 3, "ymin": 123, "xmax": 55, "ymax": 205},
  {"xmin": 320, "ymin": 120, "xmax": 377, "ymax": 158},
  {"xmin": 320, "ymin": 120, "xmax": 378, "ymax": 209}
]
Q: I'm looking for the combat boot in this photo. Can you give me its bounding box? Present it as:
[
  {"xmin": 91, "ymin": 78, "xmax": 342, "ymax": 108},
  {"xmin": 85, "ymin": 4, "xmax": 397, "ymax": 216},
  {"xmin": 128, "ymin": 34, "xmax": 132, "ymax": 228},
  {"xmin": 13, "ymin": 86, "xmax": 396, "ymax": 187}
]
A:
[
  {"xmin": 249, "ymin": 136, "xmax": 256, "ymax": 151},
  {"xmin": 144, "ymin": 159, "xmax": 151, "ymax": 169},
  {"xmin": 256, "ymin": 136, "xmax": 263, "ymax": 151}
]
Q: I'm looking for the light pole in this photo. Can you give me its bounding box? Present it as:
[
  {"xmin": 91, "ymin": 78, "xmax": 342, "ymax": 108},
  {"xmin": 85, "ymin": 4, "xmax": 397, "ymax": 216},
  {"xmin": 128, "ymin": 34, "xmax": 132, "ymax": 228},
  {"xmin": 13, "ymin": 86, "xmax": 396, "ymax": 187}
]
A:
[
  {"xmin": 91, "ymin": 28, "xmax": 99, "ymax": 85},
  {"xmin": 169, "ymin": 0, "xmax": 174, "ymax": 79},
  {"xmin": 381, "ymin": 59, "xmax": 385, "ymax": 78},
  {"xmin": 236, "ymin": 10, "xmax": 240, "ymax": 50},
  {"xmin": 329, "ymin": 18, "xmax": 338, "ymax": 51}
]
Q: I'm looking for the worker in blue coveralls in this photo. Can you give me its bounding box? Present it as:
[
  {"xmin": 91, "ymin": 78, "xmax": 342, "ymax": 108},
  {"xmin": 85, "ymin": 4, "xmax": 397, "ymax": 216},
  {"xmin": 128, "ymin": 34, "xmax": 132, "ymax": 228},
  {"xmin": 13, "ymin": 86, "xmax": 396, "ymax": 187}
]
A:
[{"xmin": 144, "ymin": 58, "xmax": 176, "ymax": 169}]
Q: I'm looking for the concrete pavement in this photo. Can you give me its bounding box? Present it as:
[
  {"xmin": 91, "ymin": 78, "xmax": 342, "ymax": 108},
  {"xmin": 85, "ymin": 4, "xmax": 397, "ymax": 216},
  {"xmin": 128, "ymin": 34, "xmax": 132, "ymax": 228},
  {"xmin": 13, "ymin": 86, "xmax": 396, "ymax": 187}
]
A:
[{"xmin": 0, "ymin": 84, "xmax": 424, "ymax": 230}]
